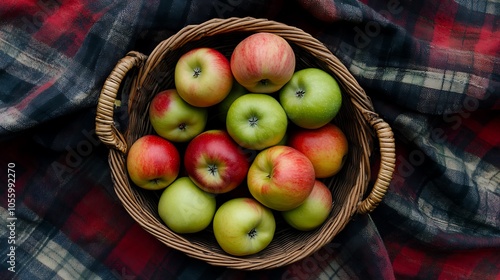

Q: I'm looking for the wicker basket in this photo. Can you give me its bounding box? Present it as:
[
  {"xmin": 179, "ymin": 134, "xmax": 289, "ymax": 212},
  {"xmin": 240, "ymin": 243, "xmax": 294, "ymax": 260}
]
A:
[{"xmin": 95, "ymin": 17, "xmax": 395, "ymax": 270}]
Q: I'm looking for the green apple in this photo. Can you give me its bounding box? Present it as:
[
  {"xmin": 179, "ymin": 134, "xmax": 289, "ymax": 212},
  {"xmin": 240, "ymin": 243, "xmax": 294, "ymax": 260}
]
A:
[
  {"xmin": 226, "ymin": 93, "xmax": 287, "ymax": 150},
  {"xmin": 213, "ymin": 197, "xmax": 275, "ymax": 256},
  {"xmin": 158, "ymin": 177, "xmax": 216, "ymax": 234},
  {"xmin": 279, "ymin": 68, "xmax": 342, "ymax": 129},
  {"xmin": 149, "ymin": 89, "xmax": 208, "ymax": 142},
  {"xmin": 281, "ymin": 180, "xmax": 333, "ymax": 231}
]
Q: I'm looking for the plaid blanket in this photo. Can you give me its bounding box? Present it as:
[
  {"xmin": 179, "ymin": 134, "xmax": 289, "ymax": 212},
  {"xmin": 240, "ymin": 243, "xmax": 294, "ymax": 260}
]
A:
[{"xmin": 1, "ymin": 0, "xmax": 499, "ymax": 279}]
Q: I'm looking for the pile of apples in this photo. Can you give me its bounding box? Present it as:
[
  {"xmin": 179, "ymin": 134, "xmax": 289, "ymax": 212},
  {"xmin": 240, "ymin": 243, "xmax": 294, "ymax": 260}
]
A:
[{"xmin": 126, "ymin": 32, "xmax": 349, "ymax": 257}]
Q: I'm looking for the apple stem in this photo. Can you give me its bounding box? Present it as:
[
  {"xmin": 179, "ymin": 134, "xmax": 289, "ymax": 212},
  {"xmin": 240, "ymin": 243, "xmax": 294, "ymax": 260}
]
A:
[
  {"xmin": 295, "ymin": 89, "xmax": 305, "ymax": 98},
  {"xmin": 248, "ymin": 228, "xmax": 257, "ymax": 239},
  {"xmin": 193, "ymin": 67, "xmax": 201, "ymax": 78},
  {"xmin": 259, "ymin": 79, "xmax": 269, "ymax": 86}
]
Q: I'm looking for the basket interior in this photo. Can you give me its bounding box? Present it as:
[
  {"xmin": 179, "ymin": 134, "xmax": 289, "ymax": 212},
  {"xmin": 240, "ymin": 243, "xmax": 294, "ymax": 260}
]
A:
[{"xmin": 113, "ymin": 30, "xmax": 374, "ymax": 268}]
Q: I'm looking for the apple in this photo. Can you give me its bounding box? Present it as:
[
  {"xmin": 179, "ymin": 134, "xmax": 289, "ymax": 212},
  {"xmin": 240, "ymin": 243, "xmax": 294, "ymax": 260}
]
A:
[
  {"xmin": 279, "ymin": 68, "xmax": 342, "ymax": 129},
  {"xmin": 126, "ymin": 135, "xmax": 180, "ymax": 190},
  {"xmin": 149, "ymin": 89, "xmax": 208, "ymax": 142},
  {"xmin": 158, "ymin": 177, "xmax": 216, "ymax": 233},
  {"xmin": 231, "ymin": 32, "xmax": 296, "ymax": 93},
  {"xmin": 215, "ymin": 79, "xmax": 247, "ymax": 122},
  {"xmin": 212, "ymin": 197, "xmax": 275, "ymax": 256},
  {"xmin": 226, "ymin": 93, "xmax": 288, "ymax": 150},
  {"xmin": 247, "ymin": 145, "xmax": 315, "ymax": 211},
  {"xmin": 281, "ymin": 180, "xmax": 333, "ymax": 231},
  {"xmin": 184, "ymin": 130, "xmax": 249, "ymax": 194},
  {"xmin": 288, "ymin": 123, "xmax": 348, "ymax": 178},
  {"xmin": 174, "ymin": 47, "xmax": 233, "ymax": 107}
]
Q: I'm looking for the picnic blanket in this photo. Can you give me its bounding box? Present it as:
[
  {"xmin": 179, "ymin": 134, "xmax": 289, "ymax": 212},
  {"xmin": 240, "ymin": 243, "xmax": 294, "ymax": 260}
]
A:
[{"xmin": 1, "ymin": 0, "xmax": 499, "ymax": 279}]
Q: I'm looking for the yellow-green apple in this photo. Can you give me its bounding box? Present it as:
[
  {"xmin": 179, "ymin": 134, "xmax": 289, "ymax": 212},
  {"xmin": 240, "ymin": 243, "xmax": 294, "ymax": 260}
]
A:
[
  {"xmin": 212, "ymin": 197, "xmax": 275, "ymax": 256},
  {"xmin": 149, "ymin": 89, "xmax": 208, "ymax": 142},
  {"xmin": 158, "ymin": 177, "xmax": 216, "ymax": 233},
  {"xmin": 230, "ymin": 32, "xmax": 295, "ymax": 93},
  {"xmin": 184, "ymin": 130, "xmax": 249, "ymax": 194},
  {"xmin": 281, "ymin": 180, "xmax": 333, "ymax": 231},
  {"xmin": 279, "ymin": 68, "xmax": 342, "ymax": 129},
  {"xmin": 288, "ymin": 123, "xmax": 348, "ymax": 178},
  {"xmin": 174, "ymin": 47, "xmax": 233, "ymax": 107},
  {"xmin": 216, "ymin": 79, "xmax": 247, "ymax": 122},
  {"xmin": 226, "ymin": 93, "xmax": 287, "ymax": 150},
  {"xmin": 247, "ymin": 145, "xmax": 315, "ymax": 211},
  {"xmin": 126, "ymin": 135, "xmax": 180, "ymax": 190}
]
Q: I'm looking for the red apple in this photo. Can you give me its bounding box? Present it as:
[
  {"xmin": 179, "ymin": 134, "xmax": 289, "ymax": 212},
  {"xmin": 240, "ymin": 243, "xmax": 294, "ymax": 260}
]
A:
[
  {"xmin": 184, "ymin": 130, "xmax": 249, "ymax": 194},
  {"xmin": 230, "ymin": 32, "xmax": 295, "ymax": 93},
  {"xmin": 247, "ymin": 145, "xmax": 315, "ymax": 211},
  {"xmin": 175, "ymin": 47, "xmax": 233, "ymax": 107},
  {"xmin": 281, "ymin": 180, "xmax": 333, "ymax": 231},
  {"xmin": 126, "ymin": 135, "xmax": 180, "ymax": 190},
  {"xmin": 288, "ymin": 123, "xmax": 348, "ymax": 178}
]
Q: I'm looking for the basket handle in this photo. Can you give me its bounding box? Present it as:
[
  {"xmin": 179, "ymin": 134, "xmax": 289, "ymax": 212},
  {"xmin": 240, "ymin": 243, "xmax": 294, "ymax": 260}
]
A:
[
  {"xmin": 95, "ymin": 51, "xmax": 147, "ymax": 154},
  {"xmin": 357, "ymin": 113, "xmax": 396, "ymax": 214}
]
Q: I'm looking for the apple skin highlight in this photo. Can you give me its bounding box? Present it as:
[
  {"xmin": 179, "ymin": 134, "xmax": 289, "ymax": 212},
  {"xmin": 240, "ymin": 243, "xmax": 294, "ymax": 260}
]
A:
[
  {"xmin": 288, "ymin": 123, "xmax": 348, "ymax": 178},
  {"xmin": 231, "ymin": 32, "xmax": 295, "ymax": 93},
  {"xmin": 247, "ymin": 145, "xmax": 315, "ymax": 211},
  {"xmin": 184, "ymin": 130, "xmax": 249, "ymax": 194},
  {"xmin": 126, "ymin": 135, "xmax": 180, "ymax": 190},
  {"xmin": 213, "ymin": 197, "xmax": 276, "ymax": 256}
]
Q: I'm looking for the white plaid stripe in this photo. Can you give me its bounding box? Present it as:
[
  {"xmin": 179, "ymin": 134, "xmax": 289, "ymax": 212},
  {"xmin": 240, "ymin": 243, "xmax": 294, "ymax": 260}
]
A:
[
  {"xmin": 348, "ymin": 62, "xmax": 470, "ymax": 95},
  {"xmin": 1, "ymin": 106, "xmax": 38, "ymax": 133},
  {"xmin": 1, "ymin": 206, "xmax": 109, "ymax": 279},
  {"xmin": 391, "ymin": 112, "xmax": 500, "ymax": 237},
  {"xmin": 0, "ymin": 27, "xmax": 65, "ymax": 83},
  {"xmin": 0, "ymin": 1, "xmax": 145, "ymax": 136},
  {"xmin": 454, "ymin": 0, "xmax": 500, "ymax": 15},
  {"xmin": 35, "ymin": 240, "xmax": 101, "ymax": 280},
  {"xmin": 395, "ymin": 113, "xmax": 498, "ymax": 190}
]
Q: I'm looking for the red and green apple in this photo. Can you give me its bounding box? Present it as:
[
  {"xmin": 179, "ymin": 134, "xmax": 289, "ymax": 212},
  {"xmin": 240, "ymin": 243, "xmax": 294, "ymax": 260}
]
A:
[
  {"xmin": 231, "ymin": 32, "xmax": 295, "ymax": 93},
  {"xmin": 247, "ymin": 145, "xmax": 315, "ymax": 211},
  {"xmin": 126, "ymin": 135, "xmax": 180, "ymax": 190}
]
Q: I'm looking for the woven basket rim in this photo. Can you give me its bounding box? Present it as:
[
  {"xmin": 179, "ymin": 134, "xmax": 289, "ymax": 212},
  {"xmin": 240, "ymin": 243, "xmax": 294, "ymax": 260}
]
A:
[{"xmin": 95, "ymin": 17, "xmax": 396, "ymax": 270}]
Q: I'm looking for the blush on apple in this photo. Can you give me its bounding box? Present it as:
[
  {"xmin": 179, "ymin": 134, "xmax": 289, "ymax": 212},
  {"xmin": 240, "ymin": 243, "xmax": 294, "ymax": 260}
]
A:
[
  {"xmin": 126, "ymin": 135, "xmax": 180, "ymax": 190},
  {"xmin": 230, "ymin": 32, "xmax": 296, "ymax": 93},
  {"xmin": 247, "ymin": 145, "xmax": 316, "ymax": 211},
  {"xmin": 281, "ymin": 180, "xmax": 333, "ymax": 231},
  {"xmin": 175, "ymin": 47, "xmax": 233, "ymax": 107},
  {"xmin": 149, "ymin": 89, "xmax": 208, "ymax": 142},
  {"xmin": 288, "ymin": 123, "xmax": 348, "ymax": 178},
  {"xmin": 184, "ymin": 130, "xmax": 249, "ymax": 194}
]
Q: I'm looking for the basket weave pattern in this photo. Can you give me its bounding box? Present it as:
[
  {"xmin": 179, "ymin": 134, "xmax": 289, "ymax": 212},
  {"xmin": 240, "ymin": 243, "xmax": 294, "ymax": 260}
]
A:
[{"xmin": 96, "ymin": 17, "xmax": 395, "ymax": 270}]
